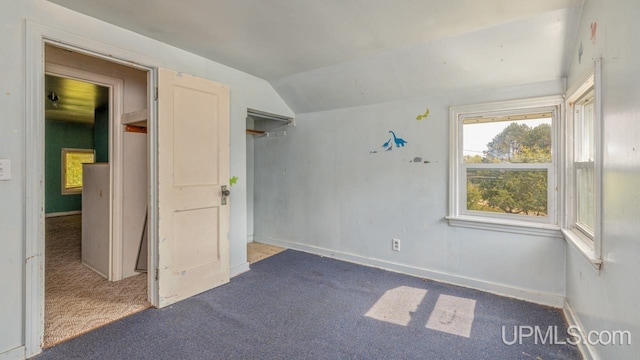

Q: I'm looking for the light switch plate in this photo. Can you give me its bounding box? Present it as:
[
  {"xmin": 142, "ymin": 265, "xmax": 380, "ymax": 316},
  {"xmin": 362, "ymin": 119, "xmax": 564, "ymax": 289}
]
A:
[{"xmin": 0, "ymin": 159, "xmax": 12, "ymax": 180}]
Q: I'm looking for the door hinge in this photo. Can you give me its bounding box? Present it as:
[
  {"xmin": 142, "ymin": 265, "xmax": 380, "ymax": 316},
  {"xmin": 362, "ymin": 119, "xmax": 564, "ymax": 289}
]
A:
[
  {"xmin": 155, "ymin": 269, "xmax": 159, "ymax": 281},
  {"xmin": 154, "ymin": 87, "xmax": 158, "ymax": 100}
]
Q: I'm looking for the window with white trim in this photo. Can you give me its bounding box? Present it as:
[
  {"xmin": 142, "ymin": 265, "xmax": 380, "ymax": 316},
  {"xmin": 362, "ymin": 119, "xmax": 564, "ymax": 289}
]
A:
[
  {"xmin": 448, "ymin": 97, "xmax": 562, "ymax": 235},
  {"xmin": 563, "ymin": 60, "xmax": 602, "ymax": 269}
]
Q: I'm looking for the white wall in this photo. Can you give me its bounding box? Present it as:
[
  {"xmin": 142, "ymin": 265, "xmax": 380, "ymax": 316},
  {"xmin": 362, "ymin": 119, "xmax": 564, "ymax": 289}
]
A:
[
  {"xmin": 565, "ymin": 0, "xmax": 640, "ymax": 358},
  {"xmin": 0, "ymin": 0, "xmax": 292, "ymax": 356},
  {"xmin": 254, "ymin": 79, "xmax": 567, "ymax": 304}
]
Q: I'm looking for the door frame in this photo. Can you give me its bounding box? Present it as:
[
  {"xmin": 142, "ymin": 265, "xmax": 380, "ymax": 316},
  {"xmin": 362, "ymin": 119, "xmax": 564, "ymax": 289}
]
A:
[
  {"xmin": 45, "ymin": 62, "xmax": 124, "ymax": 281},
  {"xmin": 25, "ymin": 21, "xmax": 160, "ymax": 357}
]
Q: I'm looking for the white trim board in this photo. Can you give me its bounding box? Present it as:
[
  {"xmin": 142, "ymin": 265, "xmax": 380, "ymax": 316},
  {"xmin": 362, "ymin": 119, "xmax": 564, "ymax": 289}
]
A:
[
  {"xmin": 45, "ymin": 210, "xmax": 81, "ymax": 218},
  {"xmin": 230, "ymin": 262, "xmax": 250, "ymax": 278},
  {"xmin": 563, "ymin": 300, "xmax": 600, "ymax": 360},
  {"xmin": 256, "ymin": 236, "xmax": 565, "ymax": 308}
]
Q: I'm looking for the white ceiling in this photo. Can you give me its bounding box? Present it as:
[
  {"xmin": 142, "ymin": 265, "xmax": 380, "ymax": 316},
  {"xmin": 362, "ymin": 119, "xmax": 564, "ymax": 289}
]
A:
[
  {"xmin": 273, "ymin": 6, "xmax": 583, "ymax": 113},
  {"xmin": 48, "ymin": 0, "xmax": 584, "ymax": 113}
]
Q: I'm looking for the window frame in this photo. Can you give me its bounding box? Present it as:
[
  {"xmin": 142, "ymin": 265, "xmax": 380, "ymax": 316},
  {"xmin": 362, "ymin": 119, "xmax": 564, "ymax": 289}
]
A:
[
  {"xmin": 562, "ymin": 59, "xmax": 603, "ymax": 271},
  {"xmin": 447, "ymin": 96, "xmax": 563, "ymax": 237},
  {"xmin": 61, "ymin": 147, "xmax": 95, "ymax": 195}
]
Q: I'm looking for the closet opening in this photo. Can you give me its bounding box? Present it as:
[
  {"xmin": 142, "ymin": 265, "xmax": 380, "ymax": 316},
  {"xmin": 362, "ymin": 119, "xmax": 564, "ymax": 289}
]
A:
[{"xmin": 245, "ymin": 109, "xmax": 292, "ymax": 264}]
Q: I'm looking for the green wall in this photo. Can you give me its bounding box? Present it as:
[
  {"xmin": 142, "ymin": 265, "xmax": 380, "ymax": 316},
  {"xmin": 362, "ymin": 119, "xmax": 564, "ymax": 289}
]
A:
[
  {"xmin": 94, "ymin": 105, "xmax": 109, "ymax": 162},
  {"xmin": 45, "ymin": 120, "xmax": 94, "ymax": 214}
]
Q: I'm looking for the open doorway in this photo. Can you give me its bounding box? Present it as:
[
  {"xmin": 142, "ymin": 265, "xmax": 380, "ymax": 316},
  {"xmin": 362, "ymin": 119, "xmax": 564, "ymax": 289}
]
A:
[
  {"xmin": 27, "ymin": 24, "xmax": 234, "ymax": 356},
  {"xmin": 245, "ymin": 109, "xmax": 291, "ymax": 265},
  {"xmin": 43, "ymin": 44, "xmax": 151, "ymax": 347}
]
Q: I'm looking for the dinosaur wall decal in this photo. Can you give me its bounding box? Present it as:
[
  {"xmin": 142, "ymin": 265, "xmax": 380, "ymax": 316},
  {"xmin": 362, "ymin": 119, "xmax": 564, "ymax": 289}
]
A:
[
  {"xmin": 389, "ymin": 131, "xmax": 407, "ymax": 147},
  {"xmin": 381, "ymin": 130, "xmax": 408, "ymax": 151},
  {"xmin": 416, "ymin": 108, "xmax": 430, "ymax": 120}
]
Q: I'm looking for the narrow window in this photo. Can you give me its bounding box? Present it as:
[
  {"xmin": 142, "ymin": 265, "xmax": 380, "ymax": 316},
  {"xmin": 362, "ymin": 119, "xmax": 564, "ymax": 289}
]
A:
[
  {"xmin": 563, "ymin": 59, "xmax": 602, "ymax": 269},
  {"xmin": 573, "ymin": 90, "xmax": 596, "ymax": 237}
]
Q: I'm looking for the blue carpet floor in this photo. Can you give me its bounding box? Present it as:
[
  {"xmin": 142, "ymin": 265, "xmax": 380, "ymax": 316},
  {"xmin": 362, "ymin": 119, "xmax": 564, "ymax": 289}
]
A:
[{"xmin": 36, "ymin": 250, "xmax": 581, "ymax": 359}]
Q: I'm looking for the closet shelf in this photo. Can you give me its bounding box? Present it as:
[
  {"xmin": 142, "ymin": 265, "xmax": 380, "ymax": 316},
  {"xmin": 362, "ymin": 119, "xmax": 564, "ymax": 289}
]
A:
[
  {"xmin": 245, "ymin": 129, "xmax": 265, "ymax": 135},
  {"xmin": 246, "ymin": 109, "xmax": 294, "ymax": 137},
  {"xmin": 121, "ymin": 109, "xmax": 148, "ymax": 127},
  {"xmin": 245, "ymin": 129, "xmax": 287, "ymax": 138}
]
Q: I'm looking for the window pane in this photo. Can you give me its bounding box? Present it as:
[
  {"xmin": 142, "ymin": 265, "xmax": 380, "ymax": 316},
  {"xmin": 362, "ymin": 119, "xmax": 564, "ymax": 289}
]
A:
[
  {"xmin": 576, "ymin": 166, "xmax": 595, "ymax": 234},
  {"xmin": 575, "ymin": 98, "xmax": 595, "ymax": 162},
  {"xmin": 65, "ymin": 152, "xmax": 95, "ymax": 189},
  {"xmin": 463, "ymin": 117, "xmax": 552, "ymax": 164},
  {"xmin": 466, "ymin": 168, "xmax": 548, "ymax": 216}
]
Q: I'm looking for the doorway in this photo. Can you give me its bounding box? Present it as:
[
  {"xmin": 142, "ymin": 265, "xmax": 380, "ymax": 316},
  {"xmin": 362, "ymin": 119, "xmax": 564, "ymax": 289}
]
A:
[
  {"xmin": 43, "ymin": 44, "xmax": 151, "ymax": 347},
  {"xmin": 245, "ymin": 109, "xmax": 291, "ymax": 265},
  {"xmin": 27, "ymin": 23, "xmax": 232, "ymax": 358}
]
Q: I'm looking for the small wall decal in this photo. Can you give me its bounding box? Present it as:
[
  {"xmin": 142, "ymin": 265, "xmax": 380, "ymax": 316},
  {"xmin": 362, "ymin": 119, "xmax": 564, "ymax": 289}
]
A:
[
  {"xmin": 409, "ymin": 156, "xmax": 431, "ymax": 164},
  {"xmin": 590, "ymin": 22, "xmax": 597, "ymax": 44},
  {"xmin": 389, "ymin": 131, "xmax": 407, "ymax": 148},
  {"xmin": 375, "ymin": 131, "xmax": 408, "ymax": 153},
  {"xmin": 416, "ymin": 108, "xmax": 430, "ymax": 120},
  {"xmin": 578, "ymin": 41, "xmax": 584, "ymax": 64},
  {"xmin": 229, "ymin": 176, "xmax": 239, "ymax": 186},
  {"xmin": 382, "ymin": 138, "xmax": 392, "ymax": 150}
]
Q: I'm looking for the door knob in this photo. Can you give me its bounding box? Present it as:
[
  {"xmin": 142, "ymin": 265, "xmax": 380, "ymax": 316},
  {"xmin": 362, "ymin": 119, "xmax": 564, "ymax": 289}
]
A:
[{"xmin": 221, "ymin": 185, "xmax": 230, "ymax": 205}]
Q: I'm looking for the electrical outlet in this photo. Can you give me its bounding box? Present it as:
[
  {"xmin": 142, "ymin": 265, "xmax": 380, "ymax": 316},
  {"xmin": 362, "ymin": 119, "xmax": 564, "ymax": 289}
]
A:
[{"xmin": 392, "ymin": 238, "xmax": 400, "ymax": 251}]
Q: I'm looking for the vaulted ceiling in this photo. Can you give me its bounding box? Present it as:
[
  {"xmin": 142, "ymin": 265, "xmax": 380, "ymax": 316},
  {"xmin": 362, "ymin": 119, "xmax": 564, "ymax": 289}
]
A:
[{"xmin": 48, "ymin": 0, "xmax": 584, "ymax": 113}]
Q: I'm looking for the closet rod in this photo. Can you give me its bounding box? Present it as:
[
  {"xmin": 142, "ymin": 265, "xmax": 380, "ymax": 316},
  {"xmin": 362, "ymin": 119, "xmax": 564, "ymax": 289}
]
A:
[{"xmin": 247, "ymin": 110, "xmax": 292, "ymax": 123}]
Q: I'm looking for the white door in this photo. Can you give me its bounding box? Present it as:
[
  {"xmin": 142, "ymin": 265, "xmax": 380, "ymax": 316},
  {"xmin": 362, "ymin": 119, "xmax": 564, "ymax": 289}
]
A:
[{"xmin": 157, "ymin": 68, "xmax": 230, "ymax": 307}]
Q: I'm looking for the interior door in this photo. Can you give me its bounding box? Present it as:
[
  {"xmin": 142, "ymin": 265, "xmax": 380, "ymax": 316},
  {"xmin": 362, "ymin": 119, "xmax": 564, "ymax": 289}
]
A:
[{"xmin": 157, "ymin": 68, "xmax": 230, "ymax": 307}]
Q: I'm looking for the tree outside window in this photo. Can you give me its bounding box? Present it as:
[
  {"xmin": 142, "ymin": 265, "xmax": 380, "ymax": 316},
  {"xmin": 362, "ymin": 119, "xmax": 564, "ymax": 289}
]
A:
[
  {"xmin": 62, "ymin": 148, "xmax": 95, "ymax": 195},
  {"xmin": 464, "ymin": 121, "xmax": 552, "ymax": 217}
]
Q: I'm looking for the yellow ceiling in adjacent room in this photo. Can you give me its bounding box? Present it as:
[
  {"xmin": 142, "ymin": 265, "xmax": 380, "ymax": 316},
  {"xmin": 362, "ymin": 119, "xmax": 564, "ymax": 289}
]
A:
[{"xmin": 45, "ymin": 74, "xmax": 109, "ymax": 124}]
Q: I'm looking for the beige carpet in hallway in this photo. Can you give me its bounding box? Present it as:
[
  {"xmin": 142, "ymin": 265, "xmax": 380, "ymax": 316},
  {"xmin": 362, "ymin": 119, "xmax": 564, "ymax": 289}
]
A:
[
  {"xmin": 247, "ymin": 242, "xmax": 285, "ymax": 264},
  {"xmin": 45, "ymin": 215, "xmax": 150, "ymax": 348}
]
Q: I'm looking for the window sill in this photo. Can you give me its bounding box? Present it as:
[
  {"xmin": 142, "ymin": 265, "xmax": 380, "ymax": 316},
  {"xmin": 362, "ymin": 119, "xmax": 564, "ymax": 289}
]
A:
[
  {"xmin": 446, "ymin": 215, "xmax": 563, "ymax": 238},
  {"xmin": 561, "ymin": 228, "xmax": 602, "ymax": 272}
]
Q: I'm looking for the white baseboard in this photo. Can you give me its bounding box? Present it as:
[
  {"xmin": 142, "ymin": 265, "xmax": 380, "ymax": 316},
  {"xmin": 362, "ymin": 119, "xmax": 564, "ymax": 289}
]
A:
[
  {"xmin": 230, "ymin": 261, "xmax": 250, "ymax": 278},
  {"xmin": 247, "ymin": 234, "xmax": 254, "ymax": 243},
  {"xmin": 0, "ymin": 346, "xmax": 25, "ymax": 360},
  {"xmin": 257, "ymin": 236, "xmax": 565, "ymax": 308},
  {"xmin": 45, "ymin": 210, "xmax": 81, "ymax": 218},
  {"xmin": 563, "ymin": 300, "xmax": 600, "ymax": 360}
]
